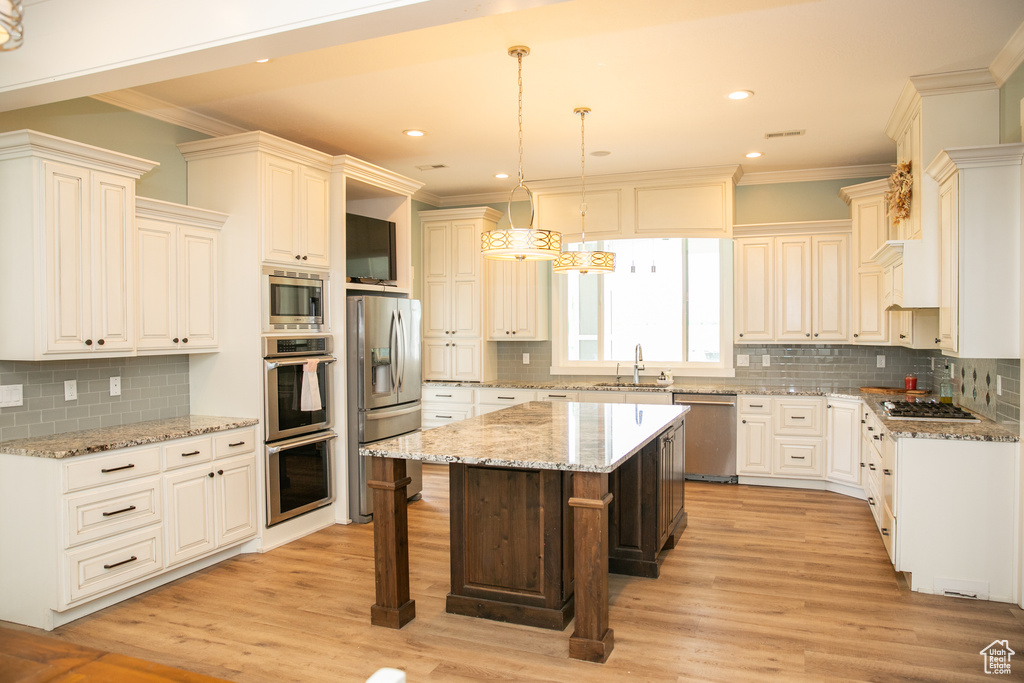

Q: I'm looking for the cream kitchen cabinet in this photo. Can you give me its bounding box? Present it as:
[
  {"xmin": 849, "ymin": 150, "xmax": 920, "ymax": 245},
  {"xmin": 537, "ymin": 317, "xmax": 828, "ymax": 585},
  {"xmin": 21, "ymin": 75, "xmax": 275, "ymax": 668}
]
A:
[
  {"xmin": 0, "ymin": 424, "xmax": 257, "ymax": 631},
  {"xmin": 842, "ymin": 180, "xmax": 889, "ymax": 345},
  {"xmin": 420, "ymin": 207, "xmax": 501, "ymax": 381},
  {"xmin": 136, "ymin": 198, "xmax": 227, "ymax": 353},
  {"xmin": 735, "ymin": 233, "xmax": 849, "ymax": 343},
  {"xmin": 262, "ymin": 155, "xmax": 330, "ymax": 268},
  {"xmin": 486, "ymin": 259, "xmax": 550, "ymax": 341},
  {"xmin": 928, "ymin": 144, "xmax": 1024, "ymax": 358},
  {"xmin": 825, "ymin": 398, "xmax": 861, "ymax": 487},
  {"xmin": 0, "ymin": 130, "xmax": 157, "ymax": 360},
  {"xmin": 737, "ymin": 413, "xmax": 772, "ymax": 476},
  {"xmin": 736, "ymin": 396, "xmax": 828, "ymax": 481},
  {"xmin": 421, "ymin": 386, "xmax": 476, "ymax": 429}
]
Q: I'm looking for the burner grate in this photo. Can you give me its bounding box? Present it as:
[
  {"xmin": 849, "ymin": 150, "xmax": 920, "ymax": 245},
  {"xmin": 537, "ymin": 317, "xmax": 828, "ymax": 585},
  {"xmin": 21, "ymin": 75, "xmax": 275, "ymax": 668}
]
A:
[{"xmin": 882, "ymin": 400, "xmax": 980, "ymax": 422}]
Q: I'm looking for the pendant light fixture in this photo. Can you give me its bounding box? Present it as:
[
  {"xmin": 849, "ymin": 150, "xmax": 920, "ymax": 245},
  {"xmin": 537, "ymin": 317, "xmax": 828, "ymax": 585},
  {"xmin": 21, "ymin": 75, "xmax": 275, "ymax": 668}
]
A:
[
  {"xmin": 0, "ymin": 0, "xmax": 24, "ymax": 51},
  {"xmin": 481, "ymin": 46, "xmax": 562, "ymax": 261},
  {"xmin": 552, "ymin": 107, "xmax": 615, "ymax": 274}
]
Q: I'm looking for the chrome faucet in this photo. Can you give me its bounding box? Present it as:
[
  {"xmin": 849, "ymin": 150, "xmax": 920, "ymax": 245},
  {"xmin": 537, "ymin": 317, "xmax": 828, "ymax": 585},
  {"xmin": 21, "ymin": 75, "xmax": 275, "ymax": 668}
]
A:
[{"xmin": 633, "ymin": 344, "xmax": 645, "ymax": 384}]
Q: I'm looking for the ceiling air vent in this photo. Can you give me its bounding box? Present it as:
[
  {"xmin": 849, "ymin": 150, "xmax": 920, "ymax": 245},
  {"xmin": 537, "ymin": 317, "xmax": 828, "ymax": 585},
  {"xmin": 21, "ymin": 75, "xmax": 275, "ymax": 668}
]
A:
[
  {"xmin": 416, "ymin": 164, "xmax": 449, "ymax": 171},
  {"xmin": 765, "ymin": 129, "xmax": 806, "ymax": 140}
]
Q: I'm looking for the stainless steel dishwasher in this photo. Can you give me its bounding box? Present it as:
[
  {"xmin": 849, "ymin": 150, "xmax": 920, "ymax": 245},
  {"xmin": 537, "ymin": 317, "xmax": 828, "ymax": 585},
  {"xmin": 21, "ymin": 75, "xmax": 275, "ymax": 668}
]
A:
[{"xmin": 672, "ymin": 393, "xmax": 737, "ymax": 483}]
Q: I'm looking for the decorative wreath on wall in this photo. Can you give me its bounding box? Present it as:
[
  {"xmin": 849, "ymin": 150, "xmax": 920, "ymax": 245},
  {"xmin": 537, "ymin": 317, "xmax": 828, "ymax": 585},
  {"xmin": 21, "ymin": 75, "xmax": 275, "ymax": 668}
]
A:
[{"xmin": 885, "ymin": 161, "xmax": 912, "ymax": 224}]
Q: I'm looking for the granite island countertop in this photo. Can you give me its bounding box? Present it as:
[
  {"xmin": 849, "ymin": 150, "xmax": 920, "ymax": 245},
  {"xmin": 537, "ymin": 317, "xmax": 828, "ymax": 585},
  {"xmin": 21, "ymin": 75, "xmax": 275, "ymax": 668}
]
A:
[
  {"xmin": 362, "ymin": 401, "xmax": 688, "ymax": 472},
  {"xmin": 426, "ymin": 380, "xmax": 1019, "ymax": 443},
  {"xmin": 0, "ymin": 415, "xmax": 260, "ymax": 459}
]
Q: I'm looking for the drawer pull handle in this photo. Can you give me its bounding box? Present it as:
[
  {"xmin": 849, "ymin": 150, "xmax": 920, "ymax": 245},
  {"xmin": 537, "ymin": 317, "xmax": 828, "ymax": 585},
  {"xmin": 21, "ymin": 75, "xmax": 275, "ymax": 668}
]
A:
[
  {"xmin": 228, "ymin": 441, "xmax": 246, "ymax": 447},
  {"xmin": 181, "ymin": 450, "xmax": 202, "ymax": 457},
  {"xmin": 103, "ymin": 555, "xmax": 138, "ymax": 570},
  {"xmin": 548, "ymin": 394, "xmax": 567, "ymax": 398},
  {"xmin": 867, "ymin": 426, "xmax": 874, "ymax": 431},
  {"xmin": 791, "ymin": 416, "xmax": 806, "ymax": 420},
  {"xmin": 750, "ymin": 404, "xmax": 763, "ymax": 408},
  {"xmin": 860, "ymin": 462, "xmax": 865, "ymax": 468},
  {"xmin": 438, "ymin": 414, "xmax": 452, "ymax": 419},
  {"xmin": 791, "ymin": 455, "xmax": 806, "ymax": 460},
  {"xmin": 437, "ymin": 394, "xmax": 452, "ymax": 398},
  {"xmin": 873, "ymin": 435, "xmax": 880, "ymax": 440},
  {"xmin": 497, "ymin": 396, "xmax": 515, "ymax": 400},
  {"xmin": 102, "ymin": 505, "xmax": 137, "ymax": 517},
  {"xmin": 883, "ymin": 469, "xmax": 892, "ymax": 475},
  {"xmin": 100, "ymin": 463, "xmax": 135, "ymax": 474},
  {"xmin": 869, "ymin": 463, "xmax": 876, "ymax": 470},
  {"xmin": 868, "ymin": 497, "xmax": 875, "ymax": 505},
  {"xmin": 881, "ymin": 528, "xmax": 890, "ymax": 537}
]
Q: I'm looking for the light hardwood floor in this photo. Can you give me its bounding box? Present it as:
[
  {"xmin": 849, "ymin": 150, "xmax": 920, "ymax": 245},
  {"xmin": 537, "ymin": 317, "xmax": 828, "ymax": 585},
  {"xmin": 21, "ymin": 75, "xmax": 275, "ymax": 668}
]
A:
[{"xmin": 6, "ymin": 464, "xmax": 1023, "ymax": 682}]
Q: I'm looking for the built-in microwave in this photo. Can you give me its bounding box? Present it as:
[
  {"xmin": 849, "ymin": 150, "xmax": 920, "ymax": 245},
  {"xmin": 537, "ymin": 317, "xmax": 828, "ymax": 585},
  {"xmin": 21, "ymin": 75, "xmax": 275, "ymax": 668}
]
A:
[{"xmin": 263, "ymin": 266, "xmax": 328, "ymax": 331}]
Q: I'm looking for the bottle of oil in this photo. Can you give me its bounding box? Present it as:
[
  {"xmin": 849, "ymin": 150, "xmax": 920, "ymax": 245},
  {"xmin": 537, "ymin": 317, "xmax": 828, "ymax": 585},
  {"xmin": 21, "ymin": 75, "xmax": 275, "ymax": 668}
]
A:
[{"xmin": 939, "ymin": 366, "xmax": 953, "ymax": 403}]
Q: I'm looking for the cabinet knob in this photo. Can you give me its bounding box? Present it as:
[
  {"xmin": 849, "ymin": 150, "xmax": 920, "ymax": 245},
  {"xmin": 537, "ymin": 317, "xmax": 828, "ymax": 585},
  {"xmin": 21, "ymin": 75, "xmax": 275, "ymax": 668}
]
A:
[
  {"xmin": 738, "ymin": 333, "xmax": 744, "ymax": 338},
  {"xmin": 295, "ymin": 255, "xmax": 301, "ymax": 260},
  {"xmin": 506, "ymin": 331, "xmax": 510, "ymax": 335},
  {"xmin": 814, "ymin": 333, "xmax": 819, "ymax": 337},
  {"xmin": 935, "ymin": 337, "xmax": 940, "ymax": 344},
  {"xmin": 868, "ymin": 496, "xmax": 875, "ymax": 505},
  {"xmin": 512, "ymin": 331, "xmax": 516, "ymax": 335},
  {"xmin": 173, "ymin": 338, "xmax": 179, "ymax": 343},
  {"xmin": 805, "ymin": 333, "xmax": 810, "ymax": 337},
  {"xmin": 302, "ymin": 255, "xmax": 308, "ymax": 260},
  {"xmin": 97, "ymin": 339, "xmax": 105, "ymax": 346},
  {"xmin": 899, "ymin": 334, "xmax": 906, "ymax": 339},
  {"xmin": 85, "ymin": 339, "xmax": 92, "ymax": 346},
  {"xmin": 208, "ymin": 472, "xmax": 214, "ymax": 478},
  {"xmin": 741, "ymin": 419, "xmax": 746, "ymax": 424},
  {"xmin": 182, "ymin": 338, "xmax": 189, "ymax": 344},
  {"xmin": 853, "ymin": 333, "xmax": 859, "ymax": 338},
  {"xmin": 217, "ymin": 469, "xmax": 224, "ymax": 475}
]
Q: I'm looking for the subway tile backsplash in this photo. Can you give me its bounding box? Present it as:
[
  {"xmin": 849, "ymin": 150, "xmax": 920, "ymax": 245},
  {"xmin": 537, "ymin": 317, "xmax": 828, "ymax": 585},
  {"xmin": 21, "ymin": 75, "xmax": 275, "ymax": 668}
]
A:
[
  {"xmin": 495, "ymin": 341, "xmax": 1020, "ymax": 429},
  {"xmin": 0, "ymin": 356, "xmax": 189, "ymax": 442}
]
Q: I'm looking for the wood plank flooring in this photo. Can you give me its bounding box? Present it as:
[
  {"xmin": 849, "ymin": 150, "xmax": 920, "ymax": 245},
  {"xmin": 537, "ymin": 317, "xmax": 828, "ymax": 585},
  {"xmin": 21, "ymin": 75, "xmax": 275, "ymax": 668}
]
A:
[{"xmin": 3, "ymin": 464, "xmax": 1022, "ymax": 682}]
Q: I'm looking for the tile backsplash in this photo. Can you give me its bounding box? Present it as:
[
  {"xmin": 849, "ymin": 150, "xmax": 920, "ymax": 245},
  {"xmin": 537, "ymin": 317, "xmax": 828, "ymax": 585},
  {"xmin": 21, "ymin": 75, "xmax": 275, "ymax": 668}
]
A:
[
  {"xmin": 495, "ymin": 341, "xmax": 1020, "ymax": 428},
  {"xmin": 0, "ymin": 356, "xmax": 190, "ymax": 442}
]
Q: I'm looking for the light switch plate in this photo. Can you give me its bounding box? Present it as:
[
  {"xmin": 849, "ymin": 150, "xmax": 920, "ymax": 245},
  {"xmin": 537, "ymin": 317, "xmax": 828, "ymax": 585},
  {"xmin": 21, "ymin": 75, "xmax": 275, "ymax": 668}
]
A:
[
  {"xmin": 736, "ymin": 354, "xmax": 749, "ymax": 367},
  {"xmin": 522, "ymin": 353, "xmax": 530, "ymax": 365},
  {"xmin": 0, "ymin": 384, "xmax": 23, "ymax": 408},
  {"xmin": 64, "ymin": 379, "xmax": 77, "ymax": 402},
  {"xmin": 110, "ymin": 376, "xmax": 121, "ymax": 397},
  {"xmin": 876, "ymin": 355, "xmax": 886, "ymax": 368},
  {"xmin": 761, "ymin": 354, "xmax": 771, "ymax": 367}
]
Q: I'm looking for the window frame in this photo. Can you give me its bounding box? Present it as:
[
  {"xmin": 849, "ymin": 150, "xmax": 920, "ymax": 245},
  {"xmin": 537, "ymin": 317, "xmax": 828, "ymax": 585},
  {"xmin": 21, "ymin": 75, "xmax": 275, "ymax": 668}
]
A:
[{"xmin": 550, "ymin": 238, "xmax": 735, "ymax": 377}]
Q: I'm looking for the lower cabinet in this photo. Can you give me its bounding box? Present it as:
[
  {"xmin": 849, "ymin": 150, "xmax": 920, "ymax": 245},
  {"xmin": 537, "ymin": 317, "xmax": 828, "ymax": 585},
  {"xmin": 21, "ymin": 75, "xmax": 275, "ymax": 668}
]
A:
[
  {"xmin": 0, "ymin": 425, "xmax": 257, "ymax": 630},
  {"xmin": 737, "ymin": 396, "xmax": 826, "ymax": 479}
]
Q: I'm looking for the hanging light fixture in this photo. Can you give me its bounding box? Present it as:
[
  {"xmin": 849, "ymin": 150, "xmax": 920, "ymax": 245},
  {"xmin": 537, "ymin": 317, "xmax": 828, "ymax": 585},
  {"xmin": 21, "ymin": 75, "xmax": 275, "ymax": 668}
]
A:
[
  {"xmin": 481, "ymin": 46, "xmax": 562, "ymax": 261},
  {"xmin": 0, "ymin": 0, "xmax": 24, "ymax": 51},
  {"xmin": 553, "ymin": 107, "xmax": 615, "ymax": 274}
]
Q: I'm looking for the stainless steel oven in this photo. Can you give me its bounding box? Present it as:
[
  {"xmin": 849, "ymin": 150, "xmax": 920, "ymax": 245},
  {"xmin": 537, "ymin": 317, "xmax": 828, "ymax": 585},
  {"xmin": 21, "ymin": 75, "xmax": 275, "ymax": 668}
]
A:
[
  {"xmin": 263, "ymin": 266, "xmax": 328, "ymax": 332},
  {"xmin": 264, "ymin": 335, "xmax": 335, "ymax": 442},
  {"xmin": 266, "ymin": 430, "xmax": 336, "ymax": 526}
]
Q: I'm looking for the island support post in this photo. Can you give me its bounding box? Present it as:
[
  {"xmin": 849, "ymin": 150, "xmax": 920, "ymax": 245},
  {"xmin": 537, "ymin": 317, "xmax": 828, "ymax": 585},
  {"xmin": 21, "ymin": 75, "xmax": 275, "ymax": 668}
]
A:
[
  {"xmin": 369, "ymin": 456, "xmax": 416, "ymax": 628},
  {"xmin": 568, "ymin": 471, "xmax": 614, "ymax": 662}
]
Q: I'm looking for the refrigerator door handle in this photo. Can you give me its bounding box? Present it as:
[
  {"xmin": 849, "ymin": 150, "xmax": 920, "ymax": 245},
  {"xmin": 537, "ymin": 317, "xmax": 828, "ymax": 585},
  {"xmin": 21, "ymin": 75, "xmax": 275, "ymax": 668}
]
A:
[
  {"xmin": 397, "ymin": 310, "xmax": 406, "ymax": 392},
  {"xmin": 389, "ymin": 309, "xmax": 399, "ymax": 391},
  {"xmin": 363, "ymin": 404, "xmax": 421, "ymax": 421}
]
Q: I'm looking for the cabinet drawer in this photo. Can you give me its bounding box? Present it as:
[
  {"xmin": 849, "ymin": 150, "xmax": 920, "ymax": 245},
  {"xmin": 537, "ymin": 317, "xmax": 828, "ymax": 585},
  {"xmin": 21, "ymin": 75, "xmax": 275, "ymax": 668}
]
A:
[
  {"xmin": 422, "ymin": 407, "xmax": 472, "ymax": 428},
  {"xmin": 164, "ymin": 436, "xmax": 213, "ymax": 470},
  {"xmin": 63, "ymin": 526, "xmax": 163, "ymax": 606},
  {"xmin": 624, "ymin": 392, "xmax": 672, "ymax": 405},
  {"xmin": 64, "ymin": 446, "xmax": 161, "ymax": 493},
  {"xmin": 773, "ymin": 437, "xmax": 824, "ymax": 477},
  {"xmin": 476, "ymin": 388, "xmax": 537, "ymax": 405},
  {"xmin": 423, "ymin": 386, "xmax": 476, "ymax": 404},
  {"xmin": 65, "ymin": 477, "xmax": 162, "ymax": 548},
  {"xmin": 739, "ymin": 396, "xmax": 772, "ymax": 414},
  {"xmin": 537, "ymin": 390, "xmax": 579, "ymax": 402},
  {"xmin": 880, "ymin": 504, "xmax": 896, "ymax": 564},
  {"xmin": 774, "ymin": 398, "xmax": 824, "ymax": 436},
  {"xmin": 214, "ymin": 429, "xmax": 256, "ymax": 459},
  {"xmin": 864, "ymin": 474, "xmax": 882, "ymax": 528}
]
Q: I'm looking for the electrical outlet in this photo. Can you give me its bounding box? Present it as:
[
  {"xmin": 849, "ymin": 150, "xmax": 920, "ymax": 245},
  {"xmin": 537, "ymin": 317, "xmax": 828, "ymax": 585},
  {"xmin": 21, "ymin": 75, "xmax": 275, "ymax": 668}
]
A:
[
  {"xmin": 761, "ymin": 354, "xmax": 771, "ymax": 367},
  {"xmin": 876, "ymin": 355, "xmax": 885, "ymax": 368},
  {"xmin": 110, "ymin": 376, "xmax": 121, "ymax": 397},
  {"xmin": 522, "ymin": 353, "xmax": 530, "ymax": 365},
  {"xmin": 0, "ymin": 384, "xmax": 23, "ymax": 408},
  {"xmin": 736, "ymin": 354, "xmax": 750, "ymax": 367},
  {"xmin": 997, "ymin": 375, "xmax": 1003, "ymax": 396},
  {"xmin": 64, "ymin": 379, "xmax": 77, "ymax": 402}
]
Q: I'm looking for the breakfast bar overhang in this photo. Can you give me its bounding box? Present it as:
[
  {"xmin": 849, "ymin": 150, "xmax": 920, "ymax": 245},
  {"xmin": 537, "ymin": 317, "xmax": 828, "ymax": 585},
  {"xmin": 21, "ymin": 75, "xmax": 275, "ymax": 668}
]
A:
[{"xmin": 360, "ymin": 400, "xmax": 688, "ymax": 663}]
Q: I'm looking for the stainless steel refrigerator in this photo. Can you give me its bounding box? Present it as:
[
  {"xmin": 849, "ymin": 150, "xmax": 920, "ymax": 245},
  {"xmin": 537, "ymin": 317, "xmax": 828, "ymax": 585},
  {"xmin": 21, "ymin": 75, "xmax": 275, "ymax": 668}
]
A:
[{"xmin": 346, "ymin": 295, "xmax": 423, "ymax": 523}]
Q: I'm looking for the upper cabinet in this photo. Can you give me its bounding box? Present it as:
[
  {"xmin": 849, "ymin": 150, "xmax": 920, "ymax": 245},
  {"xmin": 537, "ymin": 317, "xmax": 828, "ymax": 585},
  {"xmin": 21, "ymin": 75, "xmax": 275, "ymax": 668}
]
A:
[
  {"xmin": 927, "ymin": 144, "xmax": 1024, "ymax": 358},
  {"xmin": 136, "ymin": 198, "xmax": 228, "ymax": 354},
  {"xmin": 486, "ymin": 260, "xmax": 550, "ymax": 341},
  {"xmin": 735, "ymin": 226, "xmax": 849, "ymax": 344},
  {"xmin": 0, "ymin": 130, "xmax": 157, "ymax": 360},
  {"xmin": 262, "ymin": 157, "xmax": 330, "ymax": 268},
  {"xmin": 420, "ymin": 207, "xmax": 500, "ymax": 382}
]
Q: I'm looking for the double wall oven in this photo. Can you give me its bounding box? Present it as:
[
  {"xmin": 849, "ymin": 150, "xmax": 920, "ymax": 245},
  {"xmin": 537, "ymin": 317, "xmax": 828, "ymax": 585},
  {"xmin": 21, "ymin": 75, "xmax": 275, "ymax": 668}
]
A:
[{"xmin": 263, "ymin": 335, "xmax": 337, "ymax": 526}]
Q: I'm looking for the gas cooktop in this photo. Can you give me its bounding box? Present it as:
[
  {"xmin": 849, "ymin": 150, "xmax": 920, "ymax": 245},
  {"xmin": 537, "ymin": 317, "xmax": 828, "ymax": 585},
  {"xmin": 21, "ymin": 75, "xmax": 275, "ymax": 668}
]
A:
[{"xmin": 882, "ymin": 400, "xmax": 980, "ymax": 422}]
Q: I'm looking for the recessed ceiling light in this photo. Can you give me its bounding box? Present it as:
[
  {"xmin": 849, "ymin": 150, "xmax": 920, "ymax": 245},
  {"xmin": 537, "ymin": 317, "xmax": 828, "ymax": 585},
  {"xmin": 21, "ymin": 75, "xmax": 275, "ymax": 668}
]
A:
[
  {"xmin": 728, "ymin": 90, "xmax": 754, "ymax": 100},
  {"xmin": 495, "ymin": 173, "xmax": 509, "ymax": 179},
  {"xmin": 255, "ymin": 58, "xmax": 270, "ymax": 64},
  {"xmin": 745, "ymin": 151, "xmax": 763, "ymax": 158},
  {"xmin": 590, "ymin": 150, "xmax": 611, "ymax": 157},
  {"xmin": 403, "ymin": 129, "xmax": 426, "ymax": 137}
]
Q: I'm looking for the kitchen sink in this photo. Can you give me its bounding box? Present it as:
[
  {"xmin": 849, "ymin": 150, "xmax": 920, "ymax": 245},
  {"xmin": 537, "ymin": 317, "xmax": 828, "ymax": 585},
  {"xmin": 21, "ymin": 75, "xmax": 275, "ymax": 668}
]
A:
[{"xmin": 594, "ymin": 382, "xmax": 658, "ymax": 387}]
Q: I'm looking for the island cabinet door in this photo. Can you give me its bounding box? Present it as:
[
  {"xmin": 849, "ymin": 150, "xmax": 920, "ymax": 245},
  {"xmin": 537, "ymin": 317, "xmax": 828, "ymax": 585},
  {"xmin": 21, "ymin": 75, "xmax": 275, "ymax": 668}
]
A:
[
  {"xmin": 608, "ymin": 440, "xmax": 662, "ymax": 578},
  {"xmin": 445, "ymin": 464, "xmax": 574, "ymax": 630}
]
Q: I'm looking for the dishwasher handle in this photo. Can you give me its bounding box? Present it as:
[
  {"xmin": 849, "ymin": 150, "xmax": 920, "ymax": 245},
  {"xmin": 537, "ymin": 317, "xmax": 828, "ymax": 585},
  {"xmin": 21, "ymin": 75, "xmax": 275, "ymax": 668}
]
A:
[{"xmin": 673, "ymin": 399, "xmax": 736, "ymax": 407}]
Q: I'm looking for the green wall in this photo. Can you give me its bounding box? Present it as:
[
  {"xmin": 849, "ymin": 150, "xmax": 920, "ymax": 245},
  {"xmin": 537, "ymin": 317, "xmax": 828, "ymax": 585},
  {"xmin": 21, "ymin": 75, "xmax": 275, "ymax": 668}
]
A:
[
  {"xmin": 0, "ymin": 98, "xmax": 209, "ymax": 203},
  {"xmin": 734, "ymin": 176, "xmax": 884, "ymax": 224},
  {"xmin": 1000, "ymin": 61, "xmax": 1024, "ymax": 144}
]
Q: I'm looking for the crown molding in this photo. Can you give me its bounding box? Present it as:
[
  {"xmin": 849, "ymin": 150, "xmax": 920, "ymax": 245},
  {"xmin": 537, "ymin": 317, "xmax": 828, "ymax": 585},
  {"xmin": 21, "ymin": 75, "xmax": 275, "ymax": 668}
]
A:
[
  {"xmin": 926, "ymin": 142, "xmax": 1024, "ymax": 184},
  {"xmin": 417, "ymin": 206, "xmax": 504, "ymax": 222},
  {"xmin": 178, "ymin": 130, "xmax": 333, "ymax": 170},
  {"xmin": 0, "ymin": 128, "xmax": 158, "ymax": 176},
  {"xmin": 909, "ymin": 68, "xmax": 997, "ymax": 96},
  {"xmin": 838, "ymin": 178, "xmax": 890, "ymax": 205},
  {"xmin": 91, "ymin": 90, "xmax": 248, "ymax": 137},
  {"xmin": 412, "ymin": 189, "xmax": 444, "ymax": 207},
  {"xmin": 737, "ymin": 164, "xmax": 891, "ymax": 186},
  {"xmin": 733, "ymin": 219, "xmax": 851, "ymax": 237},
  {"xmin": 990, "ymin": 21, "xmax": 1024, "ymax": 86},
  {"xmin": 136, "ymin": 196, "xmax": 229, "ymax": 228},
  {"xmin": 333, "ymin": 154, "xmax": 423, "ymax": 197}
]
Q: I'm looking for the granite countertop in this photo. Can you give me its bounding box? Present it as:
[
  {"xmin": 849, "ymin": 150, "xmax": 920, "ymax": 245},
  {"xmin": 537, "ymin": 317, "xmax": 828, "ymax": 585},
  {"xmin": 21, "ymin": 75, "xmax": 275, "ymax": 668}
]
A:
[
  {"xmin": 0, "ymin": 415, "xmax": 260, "ymax": 459},
  {"xmin": 363, "ymin": 401, "xmax": 688, "ymax": 473},
  {"xmin": 425, "ymin": 380, "xmax": 1019, "ymax": 443}
]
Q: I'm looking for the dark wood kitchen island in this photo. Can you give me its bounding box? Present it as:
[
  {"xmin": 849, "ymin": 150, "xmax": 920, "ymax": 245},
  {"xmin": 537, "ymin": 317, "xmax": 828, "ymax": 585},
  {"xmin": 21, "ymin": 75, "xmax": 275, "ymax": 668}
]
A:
[{"xmin": 360, "ymin": 400, "xmax": 688, "ymax": 663}]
